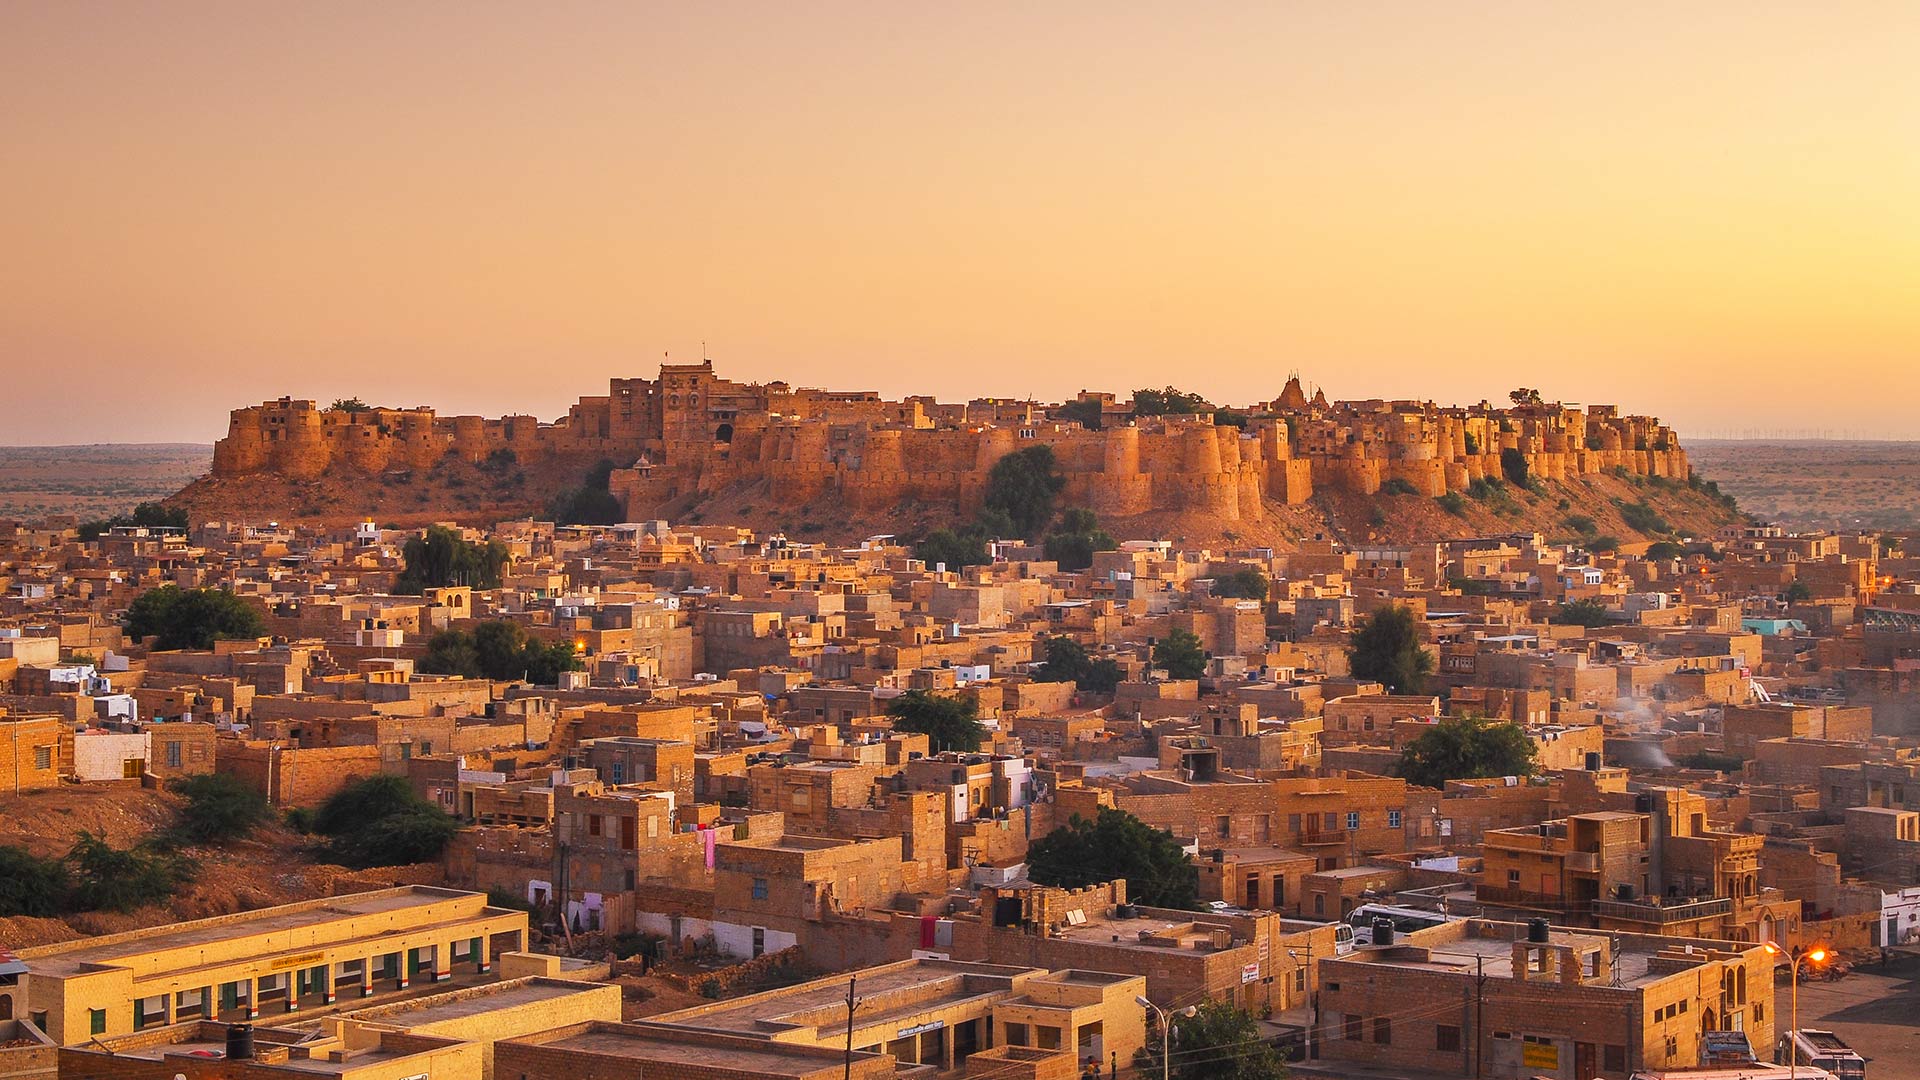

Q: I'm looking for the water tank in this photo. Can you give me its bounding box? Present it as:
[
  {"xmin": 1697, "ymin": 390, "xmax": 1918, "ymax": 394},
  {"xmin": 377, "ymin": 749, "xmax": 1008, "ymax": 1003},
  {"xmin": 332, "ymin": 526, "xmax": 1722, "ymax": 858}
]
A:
[
  {"xmin": 1371, "ymin": 917, "xmax": 1396, "ymax": 946},
  {"xmin": 1527, "ymin": 918, "xmax": 1551, "ymax": 944},
  {"xmin": 1585, "ymin": 752, "xmax": 1603, "ymax": 771},
  {"xmin": 226, "ymin": 1023, "xmax": 255, "ymax": 1061}
]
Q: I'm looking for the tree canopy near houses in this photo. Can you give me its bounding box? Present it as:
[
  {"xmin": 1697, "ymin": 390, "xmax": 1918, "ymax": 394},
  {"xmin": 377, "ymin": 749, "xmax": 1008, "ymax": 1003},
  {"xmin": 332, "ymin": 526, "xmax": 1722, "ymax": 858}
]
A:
[
  {"xmin": 124, "ymin": 585, "xmax": 266, "ymax": 651},
  {"xmin": 982, "ymin": 445, "xmax": 1067, "ymax": 538},
  {"xmin": 885, "ymin": 689, "xmax": 988, "ymax": 753},
  {"xmin": 1551, "ymin": 599, "xmax": 1612, "ymax": 628},
  {"xmin": 79, "ymin": 501, "xmax": 189, "ymax": 541},
  {"xmin": 1025, "ymin": 808, "xmax": 1199, "ymax": 910},
  {"xmin": 1397, "ymin": 715, "xmax": 1537, "ymax": 789},
  {"xmin": 1153, "ymin": 628, "xmax": 1208, "ymax": 681},
  {"xmin": 418, "ymin": 620, "xmax": 583, "ymax": 685},
  {"xmin": 1211, "ymin": 566, "xmax": 1269, "ymax": 600},
  {"xmin": 394, "ymin": 525, "xmax": 510, "ymax": 593},
  {"xmin": 1136, "ymin": 1000, "xmax": 1290, "ymax": 1080},
  {"xmin": 312, "ymin": 775, "xmax": 462, "ymax": 869},
  {"xmin": 1043, "ymin": 508, "xmax": 1116, "ymax": 571},
  {"xmin": 1346, "ymin": 604, "xmax": 1433, "ymax": 694},
  {"xmin": 1034, "ymin": 636, "xmax": 1124, "ymax": 695},
  {"xmin": 1131, "ymin": 386, "xmax": 1213, "ymax": 417}
]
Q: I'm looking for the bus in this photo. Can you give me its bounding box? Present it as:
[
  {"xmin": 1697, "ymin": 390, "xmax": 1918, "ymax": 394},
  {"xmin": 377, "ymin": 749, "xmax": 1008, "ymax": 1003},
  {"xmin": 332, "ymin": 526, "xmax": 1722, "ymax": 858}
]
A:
[
  {"xmin": 1345, "ymin": 903, "xmax": 1456, "ymax": 944},
  {"xmin": 1777, "ymin": 1030, "xmax": 1866, "ymax": 1080}
]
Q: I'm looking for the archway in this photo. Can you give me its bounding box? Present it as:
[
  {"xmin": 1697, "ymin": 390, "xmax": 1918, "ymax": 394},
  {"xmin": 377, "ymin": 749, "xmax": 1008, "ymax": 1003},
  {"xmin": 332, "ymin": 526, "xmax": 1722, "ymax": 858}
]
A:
[{"xmin": 715, "ymin": 422, "xmax": 734, "ymax": 444}]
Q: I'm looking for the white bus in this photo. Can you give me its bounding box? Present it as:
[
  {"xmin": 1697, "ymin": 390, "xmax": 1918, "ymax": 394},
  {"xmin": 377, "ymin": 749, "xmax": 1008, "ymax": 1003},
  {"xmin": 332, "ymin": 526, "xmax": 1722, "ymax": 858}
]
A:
[
  {"xmin": 1345, "ymin": 902, "xmax": 1456, "ymax": 944},
  {"xmin": 1777, "ymin": 1030, "xmax": 1865, "ymax": 1080}
]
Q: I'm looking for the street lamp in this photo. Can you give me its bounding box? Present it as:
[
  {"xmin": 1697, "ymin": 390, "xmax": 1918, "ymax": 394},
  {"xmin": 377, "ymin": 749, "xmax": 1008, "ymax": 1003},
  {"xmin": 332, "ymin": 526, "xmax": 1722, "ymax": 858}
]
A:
[
  {"xmin": 1135, "ymin": 996, "xmax": 1196, "ymax": 1080},
  {"xmin": 1763, "ymin": 942, "xmax": 1828, "ymax": 1080},
  {"xmin": 1287, "ymin": 945, "xmax": 1314, "ymax": 1061}
]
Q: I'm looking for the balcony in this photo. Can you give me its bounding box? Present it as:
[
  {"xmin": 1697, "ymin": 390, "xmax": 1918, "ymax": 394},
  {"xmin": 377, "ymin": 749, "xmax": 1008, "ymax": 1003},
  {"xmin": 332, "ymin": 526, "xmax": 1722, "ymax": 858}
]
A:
[
  {"xmin": 1565, "ymin": 851, "xmax": 1601, "ymax": 873},
  {"xmin": 1592, "ymin": 896, "xmax": 1732, "ymax": 925},
  {"xmin": 1474, "ymin": 885, "xmax": 1572, "ymax": 910}
]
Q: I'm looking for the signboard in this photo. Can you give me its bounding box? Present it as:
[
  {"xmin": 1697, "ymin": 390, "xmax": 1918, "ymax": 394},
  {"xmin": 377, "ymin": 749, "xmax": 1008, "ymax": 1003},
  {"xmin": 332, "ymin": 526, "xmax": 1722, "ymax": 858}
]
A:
[
  {"xmin": 1241, "ymin": 962, "xmax": 1260, "ymax": 984},
  {"xmin": 897, "ymin": 1019, "xmax": 947, "ymax": 1039},
  {"xmin": 1521, "ymin": 1041, "xmax": 1560, "ymax": 1069},
  {"xmin": 270, "ymin": 952, "xmax": 326, "ymax": 971}
]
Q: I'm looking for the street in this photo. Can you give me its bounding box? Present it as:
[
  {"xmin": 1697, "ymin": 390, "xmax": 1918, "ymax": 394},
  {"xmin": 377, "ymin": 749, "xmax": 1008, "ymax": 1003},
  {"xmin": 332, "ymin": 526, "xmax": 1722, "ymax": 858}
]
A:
[{"xmin": 1793, "ymin": 949, "xmax": 1920, "ymax": 1080}]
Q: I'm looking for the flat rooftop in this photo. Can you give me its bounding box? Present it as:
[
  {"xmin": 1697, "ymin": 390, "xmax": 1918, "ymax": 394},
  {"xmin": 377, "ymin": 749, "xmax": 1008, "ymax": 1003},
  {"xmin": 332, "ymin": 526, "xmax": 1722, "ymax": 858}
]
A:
[
  {"xmin": 343, "ymin": 977, "xmax": 600, "ymax": 1026},
  {"xmin": 654, "ymin": 959, "xmax": 1033, "ymax": 1038},
  {"xmin": 21, "ymin": 886, "xmax": 500, "ymax": 977},
  {"xmin": 1331, "ymin": 931, "xmax": 1695, "ymax": 990},
  {"xmin": 528, "ymin": 1026, "xmax": 861, "ymax": 1077}
]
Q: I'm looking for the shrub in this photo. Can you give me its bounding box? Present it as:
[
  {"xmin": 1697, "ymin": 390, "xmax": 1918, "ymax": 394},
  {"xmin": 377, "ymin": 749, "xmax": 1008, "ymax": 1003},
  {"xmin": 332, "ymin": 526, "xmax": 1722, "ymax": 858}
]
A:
[
  {"xmin": 125, "ymin": 585, "xmax": 266, "ymax": 651},
  {"xmin": 314, "ymin": 775, "xmax": 461, "ymax": 869},
  {"xmin": 1620, "ymin": 501, "xmax": 1670, "ymax": 536},
  {"xmin": 169, "ymin": 772, "xmax": 270, "ymax": 844},
  {"xmin": 1587, "ymin": 535, "xmax": 1620, "ymax": 553},
  {"xmin": 66, "ymin": 832, "xmax": 190, "ymax": 914},
  {"xmin": 1380, "ymin": 478, "xmax": 1419, "ymax": 496},
  {"xmin": 0, "ymin": 845, "xmax": 73, "ymax": 917},
  {"xmin": 1562, "ymin": 514, "xmax": 1598, "ymax": 535},
  {"xmin": 1499, "ymin": 447, "xmax": 1530, "ymax": 486},
  {"xmin": 1437, "ymin": 492, "xmax": 1467, "ymax": 516}
]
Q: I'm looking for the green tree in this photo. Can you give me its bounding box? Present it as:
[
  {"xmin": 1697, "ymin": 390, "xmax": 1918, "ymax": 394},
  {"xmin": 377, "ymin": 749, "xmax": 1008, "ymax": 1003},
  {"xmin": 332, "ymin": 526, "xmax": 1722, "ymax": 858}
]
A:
[
  {"xmin": 1499, "ymin": 447, "xmax": 1531, "ymax": 486},
  {"xmin": 1131, "ymin": 387, "xmax": 1213, "ymax": 417},
  {"xmin": 79, "ymin": 501, "xmax": 190, "ymax": 541},
  {"xmin": 1784, "ymin": 581, "xmax": 1813, "ymax": 603},
  {"xmin": 327, "ymin": 397, "xmax": 372, "ymax": 413},
  {"xmin": 1136, "ymin": 1000, "xmax": 1290, "ymax": 1080},
  {"xmin": 1619, "ymin": 500, "xmax": 1669, "ymax": 536},
  {"xmin": 394, "ymin": 525, "xmax": 510, "ymax": 593},
  {"xmin": 916, "ymin": 525, "xmax": 992, "ymax": 570},
  {"xmin": 169, "ymin": 772, "xmax": 270, "ymax": 844},
  {"xmin": 313, "ymin": 775, "xmax": 461, "ymax": 869},
  {"xmin": 1025, "ymin": 808, "xmax": 1198, "ymax": 910},
  {"xmin": 1212, "ymin": 566, "xmax": 1269, "ymax": 600},
  {"xmin": 1042, "ymin": 507, "xmax": 1116, "ymax": 571},
  {"xmin": 1397, "ymin": 715, "xmax": 1538, "ymax": 789},
  {"xmin": 548, "ymin": 458, "xmax": 625, "ymax": 526},
  {"xmin": 1586, "ymin": 535, "xmax": 1620, "ymax": 553},
  {"xmin": 1057, "ymin": 398, "xmax": 1104, "ymax": 430},
  {"xmin": 1034, "ymin": 637, "xmax": 1122, "ymax": 694},
  {"xmin": 65, "ymin": 832, "xmax": 190, "ymax": 913},
  {"xmin": 1153, "ymin": 628, "xmax": 1208, "ymax": 681},
  {"xmin": 124, "ymin": 585, "xmax": 266, "ymax": 651},
  {"xmin": 982, "ymin": 446, "xmax": 1066, "ymax": 538},
  {"xmin": 1645, "ymin": 540, "xmax": 1684, "ymax": 560},
  {"xmin": 1551, "ymin": 599, "xmax": 1612, "ymax": 628},
  {"xmin": 885, "ymin": 690, "xmax": 987, "ymax": 753},
  {"xmin": 1347, "ymin": 604, "xmax": 1433, "ymax": 694},
  {"xmin": 0, "ymin": 845, "xmax": 72, "ymax": 917},
  {"xmin": 418, "ymin": 621, "xmax": 582, "ymax": 684}
]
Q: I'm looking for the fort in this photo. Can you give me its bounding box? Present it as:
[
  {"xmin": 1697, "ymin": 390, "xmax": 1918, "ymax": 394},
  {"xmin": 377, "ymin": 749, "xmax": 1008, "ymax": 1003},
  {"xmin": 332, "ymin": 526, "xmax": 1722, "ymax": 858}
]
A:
[{"xmin": 208, "ymin": 362, "xmax": 1690, "ymax": 524}]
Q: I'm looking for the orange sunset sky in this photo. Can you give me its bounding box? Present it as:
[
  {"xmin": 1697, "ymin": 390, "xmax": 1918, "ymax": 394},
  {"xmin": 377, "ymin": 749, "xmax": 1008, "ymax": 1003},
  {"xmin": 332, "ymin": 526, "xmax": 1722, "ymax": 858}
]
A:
[{"xmin": 3, "ymin": 3, "xmax": 1917, "ymax": 444}]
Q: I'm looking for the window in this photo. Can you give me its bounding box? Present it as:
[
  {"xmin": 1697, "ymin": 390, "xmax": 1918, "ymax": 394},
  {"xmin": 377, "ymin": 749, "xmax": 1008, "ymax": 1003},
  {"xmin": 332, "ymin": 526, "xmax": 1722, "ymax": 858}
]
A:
[
  {"xmin": 1604, "ymin": 1045, "xmax": 1627, "ymax": 1073},
  {"xmin": 1374, "ymin": 1018, "xmax": 1391, "ymax": 1044},
  {"xmin": 1436, "ymin": 1025, "xmax": 1461, "ymax": 1052},
  {"xmin": 1346, "ymin": 812, "xmax": 1361, "ymax": 830},
  {"xmin": 1217, "ymin": 816, "xmax": 1232, "ymax": 838},
  {"xmin": 1665, "ymin": 1036, "xmax": 1678, "ymax": 1057},
  {"xmin": 166, "ymin": 742, "xmax": 182, "ymax": 768},
  {"xmin": 647, "ymin": 815, "xmax": 660, "ymax": 838},
  {"xmin": 1037, "ymin": 1026, "xmax": 1061, "ymax": 1050},
  {"xmin": 1323, "ymin": 812, "xmax": 1339, "ymax": 831},
  {"xmin": 1344, "ymin": 1015, "xmax": 1363, "ymax": 1041},
  {"xmin": 1294, "ymin": 968, "xmax": 1307, "ymax": 993},
  {"xmin": 752, "ymin": 877, "xmax": 768, "ymax": 900},
  {"xmin": 1005, "ymin": 1023, "xmax": 1029, "ymax": 1046},
  {"xmin": 1387, "ymin": 809, "xmax": 1402, "ymax": 829},
  {"xmin": 1288, "ymin": 814, "xmax": 1301, "ymax": 832},
  {"xmin": 90, "ymin": 1008, "xmax": 106, "ymax": 1035},
  {"xmin": 33, "ymin": 746, "xmax": 50, "ymax": 770},
  {"xmin": 1508, "ymin": 869, "xmax": 1521, "ymax": 886},
  {"xmin": 587, "ymin": 815, "xmax": 603, "ymax": 837}
]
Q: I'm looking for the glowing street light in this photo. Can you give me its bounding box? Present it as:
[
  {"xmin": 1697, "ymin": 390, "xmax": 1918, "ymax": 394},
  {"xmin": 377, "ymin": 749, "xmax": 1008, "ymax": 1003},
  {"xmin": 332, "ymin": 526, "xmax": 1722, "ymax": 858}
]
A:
[{"xmin": 1763, "ymin": 942, "xmax": 1829, "ymax": 1080}]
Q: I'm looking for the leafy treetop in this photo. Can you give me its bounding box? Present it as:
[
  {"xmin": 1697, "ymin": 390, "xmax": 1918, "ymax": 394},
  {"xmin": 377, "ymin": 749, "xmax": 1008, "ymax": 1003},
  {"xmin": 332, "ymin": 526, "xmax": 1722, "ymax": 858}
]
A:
[
  {"xmin": 885, "ymin": 689, "xmax": 988, "ymax": 753},
  {"xmin": 1153, "ymin": 628, "xmax": 1208, "ymax": 681},
  {"xmin": 395, "ymin": 525, "xmax": 509, "ymax": 593},
  {"xmin": 1346, "ymin": 604, "xmax": 1433, "ymax": 694},
  {"xmin": 125, "ymin": 585, "xmax": 266, "ymax": 651},
  {"xmin": 1398, "ymin": 714, "xmax": 1538, "ymax": 789},
  {"xmin": 418, "ymin": 620, "xmax": 583, "ymax": 685},
  {"xmin": 1026, "ymin": 807, "xmax": 1199, "ymax": 910}
]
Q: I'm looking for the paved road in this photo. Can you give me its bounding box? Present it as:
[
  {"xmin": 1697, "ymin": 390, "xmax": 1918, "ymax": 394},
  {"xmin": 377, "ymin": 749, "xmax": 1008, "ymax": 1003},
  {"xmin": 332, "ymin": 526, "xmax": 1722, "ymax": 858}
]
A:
[{"xmin": 1792, "ymin": 950, "xmax": 1920, "ymax": 1080}]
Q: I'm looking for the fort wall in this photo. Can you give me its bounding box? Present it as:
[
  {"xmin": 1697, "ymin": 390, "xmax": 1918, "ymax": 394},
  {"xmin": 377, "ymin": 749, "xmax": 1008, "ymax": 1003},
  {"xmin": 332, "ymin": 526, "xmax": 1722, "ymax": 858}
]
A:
[{"xmin": 208, "ymin": 364, "xmax": 1690, "ymax": 522}]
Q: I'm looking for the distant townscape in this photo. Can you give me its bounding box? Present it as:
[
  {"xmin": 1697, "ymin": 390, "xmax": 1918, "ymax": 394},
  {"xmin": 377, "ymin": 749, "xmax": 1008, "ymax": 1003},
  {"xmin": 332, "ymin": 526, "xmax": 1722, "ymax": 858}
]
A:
[{"xmin": 0, "ymin": 377, "xmax": 1913, "ymax": 1080}]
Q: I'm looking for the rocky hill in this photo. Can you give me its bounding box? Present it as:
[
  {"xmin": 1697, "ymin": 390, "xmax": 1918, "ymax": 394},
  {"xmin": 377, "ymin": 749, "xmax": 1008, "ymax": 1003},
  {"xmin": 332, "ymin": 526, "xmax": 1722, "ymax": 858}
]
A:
[{"xmin": 168, "ymin": 363, "xmax": 1739, "ymax": 546}]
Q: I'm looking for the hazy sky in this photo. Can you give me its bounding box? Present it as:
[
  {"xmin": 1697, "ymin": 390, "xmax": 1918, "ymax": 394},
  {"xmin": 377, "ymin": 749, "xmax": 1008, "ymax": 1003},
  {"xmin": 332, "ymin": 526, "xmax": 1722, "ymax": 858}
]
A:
[{"xmin": 4, "ymin": 3, "xmax": 1917, "ymax": 444}]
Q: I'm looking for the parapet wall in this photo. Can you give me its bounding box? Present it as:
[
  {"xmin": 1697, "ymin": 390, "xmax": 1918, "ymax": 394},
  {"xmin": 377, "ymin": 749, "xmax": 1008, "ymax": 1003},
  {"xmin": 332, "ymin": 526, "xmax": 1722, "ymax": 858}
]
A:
[{"xmin": 208, "ymin": 369, "xmax": 1691, "ymax": 521}]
